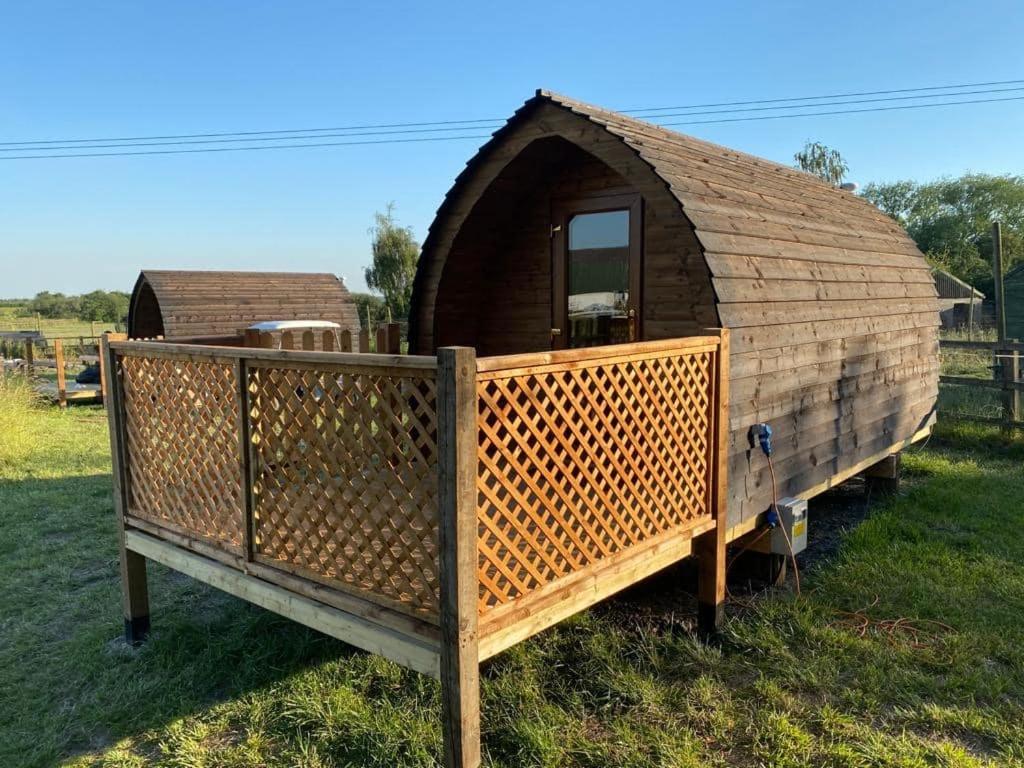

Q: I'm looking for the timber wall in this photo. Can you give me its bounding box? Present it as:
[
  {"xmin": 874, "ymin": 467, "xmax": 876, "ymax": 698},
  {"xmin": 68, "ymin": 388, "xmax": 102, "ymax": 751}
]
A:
[{"xmin": 411, "ymin": 93, "xmax": 940, "ymax": 531}]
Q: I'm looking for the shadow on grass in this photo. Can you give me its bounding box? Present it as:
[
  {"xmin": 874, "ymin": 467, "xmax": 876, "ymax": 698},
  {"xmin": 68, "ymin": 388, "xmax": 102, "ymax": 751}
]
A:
[{"xmin": 0, "ymin": 473, "xmax": 365, "ymax": 768}]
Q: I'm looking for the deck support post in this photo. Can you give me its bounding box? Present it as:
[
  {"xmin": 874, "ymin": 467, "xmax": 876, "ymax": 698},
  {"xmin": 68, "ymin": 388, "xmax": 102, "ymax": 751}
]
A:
[
  {"xmin": 437, "ymin": 346, "xmax": 481, "ymax": 768},
  {"xmin": 121, "ymin": 551, "xmax": 151, "ymax": 645},
  {"xmin": 102, "ymin": 333, "xmax": 151, "ymax": 645},
  {"xmin": 864, "ymin": 452, "xmax": 901, "ymax": 497},
  {"xmin": 697, "ymin": 328, "xmax": 730, "ymax": 638}
]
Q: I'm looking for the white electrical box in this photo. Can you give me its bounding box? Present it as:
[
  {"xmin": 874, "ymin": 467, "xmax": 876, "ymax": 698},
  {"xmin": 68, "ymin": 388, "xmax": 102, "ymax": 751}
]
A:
[{"xmin": 770, "ymin": 497, "xmax": 807, "ymax": 555}]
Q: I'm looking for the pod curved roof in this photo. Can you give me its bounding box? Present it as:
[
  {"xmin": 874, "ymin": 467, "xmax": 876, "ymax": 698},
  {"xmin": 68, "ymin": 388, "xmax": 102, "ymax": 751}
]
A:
[
  {"xmin": 409, "ymin": 89, "xmax": 936, "ymax": 349},
  {"xmin": 128, "ymin": 270, "xmax": 361, "ymax": 339}
]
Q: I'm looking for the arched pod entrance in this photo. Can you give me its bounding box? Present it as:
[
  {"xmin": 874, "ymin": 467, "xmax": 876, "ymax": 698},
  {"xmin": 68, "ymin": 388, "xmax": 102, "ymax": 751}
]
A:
[{"xmin": 409, "ymin": 102, "xmax": 719, "ymax": 357}]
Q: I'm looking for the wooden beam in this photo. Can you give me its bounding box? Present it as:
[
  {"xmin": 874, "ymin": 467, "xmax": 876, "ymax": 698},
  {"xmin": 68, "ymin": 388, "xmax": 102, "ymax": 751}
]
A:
[
  {"xmin": 102, "ymin": 335, "xmax": 150, "ymax": 645},
  {"xmin": 478, "ymin": 520, "xmax": 715, "ymax": 659},
  {"xmin": 437, "ymin": 347, "xmax": 481, "ymax": 768},
  {"xmin": 696, "ymin": 328, "xmax": 729, "ymax": 637},
  {"xmin": 235, "ymin": 358, "xmax": 255, "ymax": 561},
  {"xmin": 125, "ymin": 530, "xmax": 440, "ymax": 676},
  {"xmin": 863, "ymin": 452, "xmax": 901, "ymax": 496}
]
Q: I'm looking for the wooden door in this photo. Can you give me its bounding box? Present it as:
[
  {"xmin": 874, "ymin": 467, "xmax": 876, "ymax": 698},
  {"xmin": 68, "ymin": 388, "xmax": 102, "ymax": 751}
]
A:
[{"xmin": 551, "ymin": 193, "xmax": 642, "ymax": 350}]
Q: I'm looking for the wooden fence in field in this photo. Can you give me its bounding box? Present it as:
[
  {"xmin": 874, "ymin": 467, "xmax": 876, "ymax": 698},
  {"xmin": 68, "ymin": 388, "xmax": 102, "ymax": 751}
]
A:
[
  {"xmin": 103, "ymin": 330, "xmax": 729, "ymax": 768},
  {"xmin": 939, "ymin": 338, "xmax": 1024, "ymax": 430}
]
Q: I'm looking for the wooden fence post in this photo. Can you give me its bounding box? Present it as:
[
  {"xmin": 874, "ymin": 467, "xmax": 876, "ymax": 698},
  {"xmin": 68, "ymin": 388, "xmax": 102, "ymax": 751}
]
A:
[
  {"xmin": 437, "ymin": 346, "xmax": 481, "ymax": 768},
  {"xmin": 696, "ymin": 328, "xmax": 729, "ymax": 637},
  {"xmin": 24, "ymin": 337, "xmax": 34, "ymax": 376},
  {"xmin": 54, "ymin": 338, "xmax": 67, "ymax": 409},
  {"xmin": 1000, "ymin": 340, "xmax": 1020, "ymax": 432},
  {"xmin": 101, "ymin": 334, "xmax": 150, "ymax": 645},
  {"xmin": 236, "ymin": 357, "xmax": 256, "ymax": 562},
  {"xmin": 993, "ymin": 221, "xmax": 1007, "ymax": 343},
  {"xmin": 99, "ymin": 332, "xmax": 127, "ymax": 408}
]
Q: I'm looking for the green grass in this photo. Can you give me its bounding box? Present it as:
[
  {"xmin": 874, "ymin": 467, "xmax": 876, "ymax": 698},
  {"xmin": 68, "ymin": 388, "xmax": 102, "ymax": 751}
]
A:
[
  {"xmin": 0, "ymin": 307, "xmax": 121, "ymax": 338},
  {"xmin": 938, "ymin": 327, "xmax": 1009, "ymax": 422},
  {"xmin": 2, "ymin": 399, "xmax": 1024, "ymax": 766}
]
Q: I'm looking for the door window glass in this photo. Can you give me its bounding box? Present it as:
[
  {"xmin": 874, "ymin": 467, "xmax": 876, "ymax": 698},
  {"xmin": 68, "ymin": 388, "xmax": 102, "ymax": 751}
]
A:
[{"xmin": 567, "ymin": 209, "xmax": 630, "ymax": 348}]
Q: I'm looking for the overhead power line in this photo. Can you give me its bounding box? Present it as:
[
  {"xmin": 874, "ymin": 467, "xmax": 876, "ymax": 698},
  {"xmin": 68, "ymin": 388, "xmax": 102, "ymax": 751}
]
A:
[
  {"xmin": 5, "ymin": 84, "xmax": 1023, "ymax": 155},
  {"xmin": 0, "ymin": 133, "xmax": 495, "ymax": 161},
  {"xmin": 660, "ymin": 94, "xmax": 1024, "ymax": 127},
  {"xmin": 624, "ymin": 77, "xmax": 1024, "ymax": 113},
  {"xmin": 3, "ymin": 77, "xmax": 1022, "ymax": 150},
  {"xmin": 4, "ymin": 83, "xmax": 1024, "ymax": 156},
  {"xmin": 2, "ymin": 77, "xmax": 1023, "ymax": 160}
]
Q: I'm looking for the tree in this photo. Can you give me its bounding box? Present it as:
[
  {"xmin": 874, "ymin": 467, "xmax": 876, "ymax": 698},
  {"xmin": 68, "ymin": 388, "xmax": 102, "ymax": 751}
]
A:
[
  {"xmin": 364, "ymin": 203, "xmax": 419, "ymax": 321},
  {"xmin": 27, "ymin": 291, "xmax": 79, "ymax": 318},
  {"xmin": 794, "ymin": 140, "xmax": 849, "ymax": 185},
  {"xmin": 79, "ymin": 290, "xmax": 130, "ymax": 322},
  {"xmin": 861, "ymin": 174, "xmax": 1024, "ymax": 297},
  {"xmin": 349, "ymin": 292, "xmax": 387, "ymax": 330}
]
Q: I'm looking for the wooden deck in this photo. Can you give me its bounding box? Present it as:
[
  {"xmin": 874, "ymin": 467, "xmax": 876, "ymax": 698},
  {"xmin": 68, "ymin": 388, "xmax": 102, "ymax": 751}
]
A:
[{"xmin": 103, "ymin": 331, "xmax": 730, "ymax": 768}]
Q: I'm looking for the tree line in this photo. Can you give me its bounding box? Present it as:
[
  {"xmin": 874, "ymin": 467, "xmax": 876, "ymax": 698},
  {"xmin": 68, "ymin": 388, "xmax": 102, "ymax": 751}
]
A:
[
  {"xmin": 795, "ymin": 141, "xmax": 1022, "ymax": 299},
  {"xmin": 16, "ymin": 290, "xmax": 130, "ymax": 323}
]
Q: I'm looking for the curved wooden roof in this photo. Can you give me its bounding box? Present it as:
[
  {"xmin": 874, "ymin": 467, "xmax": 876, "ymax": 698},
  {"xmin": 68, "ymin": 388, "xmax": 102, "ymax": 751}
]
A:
[
  {"xmin": 129, "ymin": 270, "xmax": 361, "ymax": 339},
  {"xmin": 409, "ymin": 89, "xmax": 938, "ymax": 350},
  {"xmin": 409, "ymin": 90, "xmax": 939, "ymax": 526}
]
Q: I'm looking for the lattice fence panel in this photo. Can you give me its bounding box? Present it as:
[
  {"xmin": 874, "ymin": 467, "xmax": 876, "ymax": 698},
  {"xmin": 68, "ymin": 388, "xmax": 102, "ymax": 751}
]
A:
[
  {"xmin": 120, "ymin": 354, "xmax": 243, "ymax": 552},
  {"xmin": 476, "ymin": 350, "xmax": 715, "ymax": 611},
  {"xmin": 249, "ymin": 365, "xmax": 440, "ymax": 620}
]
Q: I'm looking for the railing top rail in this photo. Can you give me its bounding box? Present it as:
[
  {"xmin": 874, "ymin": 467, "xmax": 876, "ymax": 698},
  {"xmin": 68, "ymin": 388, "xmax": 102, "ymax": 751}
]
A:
[
  {"xmin": 109, "ymin": 339, "xmax": 438, "ymax": 371},
  {"xmin": 475, "ymin": 335, "xmax": 723, "ymax": 378}
]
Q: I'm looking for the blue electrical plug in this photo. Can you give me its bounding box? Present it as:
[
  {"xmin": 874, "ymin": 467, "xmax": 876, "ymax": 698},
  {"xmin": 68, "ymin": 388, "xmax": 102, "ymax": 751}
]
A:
[{"xmin": 756, "ymin": 422, "xmax": 773, "ymax": 457}]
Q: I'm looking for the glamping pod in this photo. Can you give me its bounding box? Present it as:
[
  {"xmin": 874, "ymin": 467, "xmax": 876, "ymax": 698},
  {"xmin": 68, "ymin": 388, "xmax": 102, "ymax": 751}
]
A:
[
  {"xmin": 128, "ymin": 269, "xmax": 361, "ymax": 340},
  {"xmin": 410, "ymin": 90, "xmax": 940, "ymax": 532}
]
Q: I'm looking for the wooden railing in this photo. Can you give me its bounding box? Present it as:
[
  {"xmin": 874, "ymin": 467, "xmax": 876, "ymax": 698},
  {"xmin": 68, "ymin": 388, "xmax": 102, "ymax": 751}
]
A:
[
  {"xmin": 939, "ymin": 338, "xmax": 1023, "ymax": 430},
  {"xmin": 470, "ymin": 335, "xmax": 729, "ymax": 656},
  {"xmin": 104, "ymin": 331, "xmax": 729, "ymax": 768},
  {"xmin": 109, "ymin": 339, "xmax": 441, "ymax": 620}
]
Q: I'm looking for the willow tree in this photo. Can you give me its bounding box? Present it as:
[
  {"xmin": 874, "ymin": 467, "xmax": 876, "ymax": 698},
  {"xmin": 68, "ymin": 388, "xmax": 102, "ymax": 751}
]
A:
[
  {"xmin": 794, "ymin": 141, "xmax": 849, "ymax": 186},
  {"xmin": 364, "ymin": 203, "xmax": 419, "ymax": 321}
]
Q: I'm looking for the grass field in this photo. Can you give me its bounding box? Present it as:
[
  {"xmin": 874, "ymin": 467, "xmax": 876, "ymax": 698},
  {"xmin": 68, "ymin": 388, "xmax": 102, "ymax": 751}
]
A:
[
  {"xmin": 0, "ymin": 307, "xmax": 121, "ymax": 339},
  {"xmin": 1, "ymin": 384, "xmax": 1023, "ymax": 767},
  {"xmin": 938, "ymin": 327, "xmax": 1008, "ymax": 424}
]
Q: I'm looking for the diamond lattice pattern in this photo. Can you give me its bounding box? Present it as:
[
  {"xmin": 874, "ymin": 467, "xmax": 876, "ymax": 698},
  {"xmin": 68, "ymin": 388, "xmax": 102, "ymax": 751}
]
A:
[
  {"xmin": 120, "ymin": 355, "xmax": 243, "ymax": 551},
  {"xmin": 476, "ymin": 351, "xmax": 715, "ymax": 611},
  {"xmin": 249, "ymin": 366, "xmax": 440, "ymax": 620}
]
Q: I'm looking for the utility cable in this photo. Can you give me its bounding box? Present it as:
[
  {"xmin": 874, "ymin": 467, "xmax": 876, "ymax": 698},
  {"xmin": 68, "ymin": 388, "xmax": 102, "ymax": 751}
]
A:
[
  {"xmin": 2, "ymin": 76, "xmax": 1023, "ymax": 154},
  {"xmin": 767, "ymin": 454, "xmax": 801, "ymax": 596}
]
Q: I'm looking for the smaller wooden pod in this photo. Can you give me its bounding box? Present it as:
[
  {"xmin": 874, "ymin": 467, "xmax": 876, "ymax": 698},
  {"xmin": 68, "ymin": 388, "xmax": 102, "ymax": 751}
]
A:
[{"xmin": 128, "ymin": 270, "xmax": 361, "ymax": 339}]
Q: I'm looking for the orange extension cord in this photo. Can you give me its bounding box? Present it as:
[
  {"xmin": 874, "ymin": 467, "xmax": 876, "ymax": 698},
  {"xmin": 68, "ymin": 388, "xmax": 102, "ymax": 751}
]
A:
[{"xmin": 767, "ymin": 453, "xmax": 801, "ymax": 596}]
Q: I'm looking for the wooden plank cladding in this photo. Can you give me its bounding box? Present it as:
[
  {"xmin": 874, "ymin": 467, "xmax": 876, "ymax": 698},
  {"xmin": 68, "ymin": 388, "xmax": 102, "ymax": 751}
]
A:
[{"xmin": 409, "ymin": 89, "xmax": 939, "ymax": 534}]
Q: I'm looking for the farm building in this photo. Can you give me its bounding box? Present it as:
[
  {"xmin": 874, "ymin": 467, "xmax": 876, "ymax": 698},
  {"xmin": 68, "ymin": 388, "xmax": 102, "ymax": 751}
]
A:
[
  {"xmin": 128, "ymin": 269, "xmax": 361, "ymax": 339},
  {"xmin": 933, "ymin": 267, "xmax": 985, "ymax": 328},
  {"xmin": 410, "ymin": 89, "xmax": 941, "ymax": 534},
  {"xmin": 1002, "ymin": 263, "xmax": 1024, "ymax": 340}
]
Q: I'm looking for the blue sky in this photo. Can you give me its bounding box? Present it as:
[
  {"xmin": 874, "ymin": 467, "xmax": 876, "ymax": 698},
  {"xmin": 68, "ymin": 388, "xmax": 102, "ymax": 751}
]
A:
[{"xmin": 2, "ymin": 1, "xmax": 1023, "ymax": 298}]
